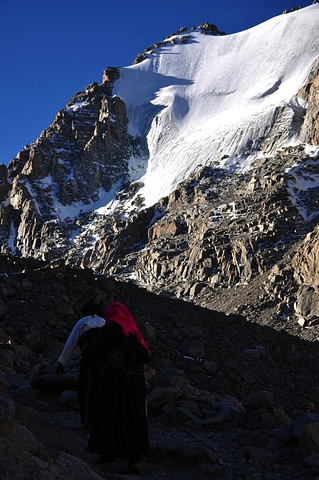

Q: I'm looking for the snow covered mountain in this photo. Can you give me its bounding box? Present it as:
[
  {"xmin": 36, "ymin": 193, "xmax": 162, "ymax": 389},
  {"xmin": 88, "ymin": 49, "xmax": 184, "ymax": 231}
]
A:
[
  {"xmin": 113, "ymin": 4, "xmax": 319, "ymax": 208},
  {"xmin": 1, "ymin": 4, "xmax": 319, "ymax": 325}
]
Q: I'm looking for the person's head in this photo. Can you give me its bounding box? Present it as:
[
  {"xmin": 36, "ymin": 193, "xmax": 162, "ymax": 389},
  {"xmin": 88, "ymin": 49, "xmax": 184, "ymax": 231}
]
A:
[
  {"xmin": 81, "ymin": 302, "xmax": 104, "ymax": 318},
  {"xmin": 104, "ymin": 301, "xmax": 151, "ymax": 354},
  {"xmin": 104, "ymin": 302, "xmax": 136, "ymax": 332}
]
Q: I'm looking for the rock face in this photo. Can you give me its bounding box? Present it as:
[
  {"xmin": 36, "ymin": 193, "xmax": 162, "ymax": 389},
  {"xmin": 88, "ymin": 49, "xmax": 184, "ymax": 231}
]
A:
[
  {"xmin": 0, "ymin": 164, "xmax": 9, "ymax": 202},
  {"xmin": 0, "ymin": 67, "xmax": 141, "ymax": 259},
  {"xmin": 60, "ymin": 141, "xmax": 319, "ymax": 334},
  {"xmin": 299, "ymin": 58, "xmax": 319, "ymax": 145},
  {"xmin": 0, "ymin": 20, "xmax": 319, "ymax": 334}
]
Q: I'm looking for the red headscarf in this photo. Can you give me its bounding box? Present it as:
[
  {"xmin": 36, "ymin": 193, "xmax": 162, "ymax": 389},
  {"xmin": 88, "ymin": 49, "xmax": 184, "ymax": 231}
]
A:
[{"xmin": 104, "ymin": 302, "xmax": 151, "ymax": 355}]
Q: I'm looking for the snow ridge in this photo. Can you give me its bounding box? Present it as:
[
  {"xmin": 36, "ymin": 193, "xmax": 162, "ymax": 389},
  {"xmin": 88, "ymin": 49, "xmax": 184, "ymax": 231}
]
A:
[{"xmin": 113, "ymin": 4, "xmax": 319, "ymax": 208}]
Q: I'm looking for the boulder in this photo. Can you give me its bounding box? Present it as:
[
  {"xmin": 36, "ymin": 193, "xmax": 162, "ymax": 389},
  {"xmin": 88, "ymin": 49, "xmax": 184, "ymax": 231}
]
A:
[
  {"xmin": 13, "ymin": 420, "xmax": 41, "ymax": 454},
  {"xmin": 155, "ymin": 368, "xmax": 189, "ymax": 394},
  {"xmin": 147, "ymin": 387, "xmax": 181, "ymax": 409},
  {"xmin": 176, "ymin": 445, "xmax": 218, "ymax": 464},
  {"xmin": 244, "ymin": 446, "xmax": 279, "ymax": 466},
  {"xmin": 155, "ymin": 406, "xmax": 203, "ymax": 426},
  {"xmin": 300, "ymin": 422, "xmax": 319, "ymax": 456},
  {"xmin": 292, "ymin": 413, "xmax": 319, "ymax": 438},
  {"xmin": 243, "ymin": 391, "xmax": 273, "ymax": 411}
]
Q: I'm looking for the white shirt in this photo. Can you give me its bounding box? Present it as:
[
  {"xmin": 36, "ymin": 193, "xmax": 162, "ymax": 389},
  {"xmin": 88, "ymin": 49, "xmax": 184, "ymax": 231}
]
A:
[{"xmin": 58, "ymin": 315, "xmax": 105, "ymax": 367}]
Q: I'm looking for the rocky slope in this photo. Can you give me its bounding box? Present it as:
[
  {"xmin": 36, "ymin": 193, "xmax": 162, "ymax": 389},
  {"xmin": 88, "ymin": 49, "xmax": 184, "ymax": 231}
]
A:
[
  {"xmin": 2, "ymin": 254, "xmax": 319, "ymax": 479},
  {"xmin": 0, "ymin": 8, "xmax": 319, "ymax": 331},
  {"xmin": 61, "ymin": 140, "xmax": 319, "ymax": 337}
]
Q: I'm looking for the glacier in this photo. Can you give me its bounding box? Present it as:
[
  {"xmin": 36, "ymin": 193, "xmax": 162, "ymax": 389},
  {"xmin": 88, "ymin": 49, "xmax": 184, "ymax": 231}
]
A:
[{"xmin": 112, "ymin": 4, "xmax": 319, "ymax": 208}]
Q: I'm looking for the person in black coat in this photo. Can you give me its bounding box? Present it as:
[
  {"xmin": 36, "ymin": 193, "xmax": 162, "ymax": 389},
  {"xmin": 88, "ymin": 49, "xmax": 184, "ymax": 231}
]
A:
[{"xmin": 84, "ymin": 301, "xmax": 151, "ymax": 475}]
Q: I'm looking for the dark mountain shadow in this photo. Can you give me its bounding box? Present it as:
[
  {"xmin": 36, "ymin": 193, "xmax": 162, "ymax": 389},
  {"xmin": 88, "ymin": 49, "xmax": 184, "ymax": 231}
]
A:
[{"xmin": 1, "ymin": 253, "xmax": 318, "ymax": 418}]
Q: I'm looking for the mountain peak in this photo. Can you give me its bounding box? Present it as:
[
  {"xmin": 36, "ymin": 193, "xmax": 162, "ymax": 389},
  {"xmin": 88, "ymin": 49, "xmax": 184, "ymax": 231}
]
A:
[
  {"xmin": 0, "ymin": 5, "xmax": 319, "ymax": 328},
  {"xmin": 133, "ymin": 22, "xmax": 226, "ymax": 65}
]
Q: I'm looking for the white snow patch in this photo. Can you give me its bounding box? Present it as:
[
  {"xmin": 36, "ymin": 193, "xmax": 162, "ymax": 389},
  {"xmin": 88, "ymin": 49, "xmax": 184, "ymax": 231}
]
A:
[
  {"xmin": 94, "ymin": 181, "xmax": 124, "ymax": 217},
  {"xmin": 286, "ymin": 158, "xmax": 319, "ymax": 220},
  {"xmin": 148, "ymin": 207, "xmax": 166, "ymax": 227},
  {"xmin": 66, "ymin": 100, "xmax": 90, "ymax": 112},
  {"xmin": 305, "ymin": 145, "xmax": 319, "ymax": 157},
  {"xmin": 33, "ymin": 174, "xmax": 123, "ymax": 221},
  {"xmin": 55, "ymin": 148, "xmax": 69, "ymax": 153},
  {"xmin": 56, "ymin": 185, "xmax": 122, "ymax": 221},
  {"xmin": 128, "ymin": 155, "xmax": 147, "ymax": 182},
  {"xmin": 219, "ymin": 155, "xmax": 256, "ymax": 173}
]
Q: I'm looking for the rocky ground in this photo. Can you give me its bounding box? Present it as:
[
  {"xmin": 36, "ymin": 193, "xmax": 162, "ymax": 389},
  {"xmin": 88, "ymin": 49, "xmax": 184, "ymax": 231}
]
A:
[{"xmin": 2, "ymin": 254, "xmax": 319, "ymax": 479}]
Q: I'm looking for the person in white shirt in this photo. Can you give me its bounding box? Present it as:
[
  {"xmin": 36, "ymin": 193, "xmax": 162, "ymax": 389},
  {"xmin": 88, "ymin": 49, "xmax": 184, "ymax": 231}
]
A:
[
  {"xmin": 56, "ymin": 302, "xmax": 105, "ymax": 428},
  {"xmin": 57, "ymin": 307, "xmax": 105, "ymax": 372}
]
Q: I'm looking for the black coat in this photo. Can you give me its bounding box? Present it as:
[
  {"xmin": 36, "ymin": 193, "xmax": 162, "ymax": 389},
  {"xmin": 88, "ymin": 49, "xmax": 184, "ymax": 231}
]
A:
[{"xmin": 85, "ymin": 322, "xmax": 150, "ymax": 458}]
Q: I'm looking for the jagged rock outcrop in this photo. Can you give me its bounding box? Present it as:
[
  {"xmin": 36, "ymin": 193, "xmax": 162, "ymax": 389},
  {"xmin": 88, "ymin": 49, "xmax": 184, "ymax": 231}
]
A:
[
  {"xmin": 299, "ymin": 58, "xmax": 319, "ymax": 145},
  {"xmin": 133, "ymin": 23, "xmax": 226, "ymax": 64},
  {"xmin": 288, "ymin": 225, "xmax": 319, "ymax": 320},
  {"xmin": 0, "ymin": 164, "xmax": 9, "ymax": 202},
  {"xmin": 292, "ymin": 226, "xmax": 319, "ymax": 289},
  {"xmin": 0, "ymin": 67, "xmax": 141, "ymax": 259},
  {"xmin": 81, "ymin": 145, "xmax": 317, "ymax": 305}
]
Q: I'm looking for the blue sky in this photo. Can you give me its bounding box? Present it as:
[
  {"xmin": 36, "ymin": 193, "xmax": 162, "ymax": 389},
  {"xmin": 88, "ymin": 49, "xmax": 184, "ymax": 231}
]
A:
[{"xmin": 0, "ymin": 0, "xmax": 312, "ymax": 165}]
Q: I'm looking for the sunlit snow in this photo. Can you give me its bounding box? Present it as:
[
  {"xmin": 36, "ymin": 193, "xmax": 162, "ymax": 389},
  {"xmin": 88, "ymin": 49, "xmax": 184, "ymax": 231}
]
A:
[
  {"xmin": 10, "ymin": 5, "xmax": 319, "ymax": 229},
  {"xmin": 113, "ymin": 4, "xmax": 319, "ymax": 208},
  {"xmin": 66, "ymin": 100, "xmax": 90, "ymax": 112},
  {"xmin": 36, "ymin": 175, "xmax": 124, "ymax": 221}
]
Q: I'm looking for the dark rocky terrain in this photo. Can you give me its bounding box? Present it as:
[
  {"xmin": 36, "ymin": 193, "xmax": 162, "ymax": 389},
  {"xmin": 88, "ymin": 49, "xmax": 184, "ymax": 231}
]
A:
[
  {"xmin": 1, "ymin": 8, "xmax": 319, "ymax": 479},
  {"xmin": 1, "ymin": 254, "xmax": 319, "ymax": 479}
]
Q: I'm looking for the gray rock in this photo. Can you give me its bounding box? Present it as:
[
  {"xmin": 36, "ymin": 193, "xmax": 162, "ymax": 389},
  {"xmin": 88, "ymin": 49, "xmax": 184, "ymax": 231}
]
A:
[
  {"xmin": 155, "ymin": 406, "xmax": 203, "ymax": 426},
  {"xmin": 13, "ymin": 419, "xmax": 41, "ymax": 454},
  {"xmin": 272, "ymin": 427, "xmax": 295, "ymax": 445},
  {"xmin": 243, "ymin": 390, "xmax": 273, "ymax": 410},
  {"xmin": 292, "ymin": 413, "xmax": 319, "ymax": 438},
  {"xmin": 59, "ymin": 390, "xmax": 79, "ymax": 409},
  {"xmin": 177, "ymin": 340, "xmax": 204, "ymax": 359},
  {"xmin": 213, "ymin": 405, "xmax": 241, "ymax": 423},
  {"xmin": 300, "ymin": 422, "xmax": 319, "ymax": 456},
  {"xmin": 0, "ymin": 349, "xmax": 14, "ymax": 369},
  {"xmin": 244, "ymin": 446, "xmax": 279, "ymax": 466},
  {"xmin": 2, "ymin": 284, "xmax": 18, "ymax": 297},
  {"xmin": 176, "ymin": 445, "xmax": 218, "ymax": 464},
  {"xmin": 303, "ymin": 453, "xmax": 319, "ymax": 474},
  {"xmin": 155, "ymin": 368, "xmax": 189, "ymax": 394},
  {"xmin": 52, "ymin": 451, "xmax": 105, "ymax": 480},
  {"xmin": 179, "ymin": 326, "xmax": 202, "ymax": 339},
  {"xmin": 56, "ymin": 304, "xmax": 75, "ymax": 316},
  {"xmin": 147, "ymin": 387, "xmax": 181, "ymax": 409},
  {"xmin": 203, "ymin": 359, "xmax": 217, "ymax": 373}
]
